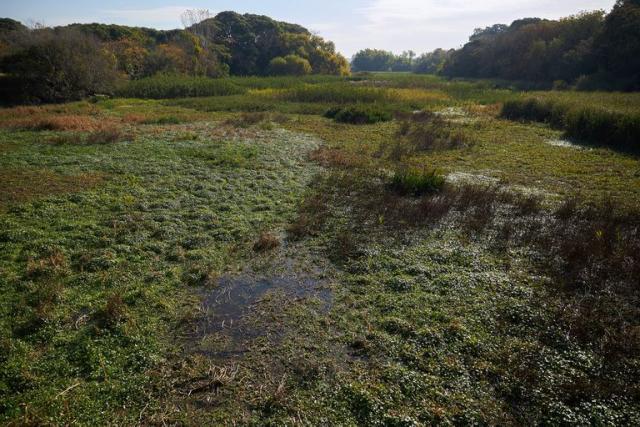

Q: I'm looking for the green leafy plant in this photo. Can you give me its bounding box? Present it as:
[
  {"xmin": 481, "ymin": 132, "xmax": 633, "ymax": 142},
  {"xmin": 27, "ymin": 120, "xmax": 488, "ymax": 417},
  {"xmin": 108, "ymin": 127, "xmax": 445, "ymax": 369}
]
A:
[
  {"xmin": 324, "ymin": 105, "xmax": 392, "ymax": 124},
  {"xmin": 389, "ymin": 167, "xmax": 445, "ymax": 196}
]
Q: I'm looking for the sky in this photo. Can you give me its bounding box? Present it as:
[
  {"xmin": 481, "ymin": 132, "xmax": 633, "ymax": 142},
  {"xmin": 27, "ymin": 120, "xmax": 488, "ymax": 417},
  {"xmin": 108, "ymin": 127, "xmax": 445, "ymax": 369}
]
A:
[{"xmin": 0, "ymin": 0, "xmax": 616, "ymax": 58}]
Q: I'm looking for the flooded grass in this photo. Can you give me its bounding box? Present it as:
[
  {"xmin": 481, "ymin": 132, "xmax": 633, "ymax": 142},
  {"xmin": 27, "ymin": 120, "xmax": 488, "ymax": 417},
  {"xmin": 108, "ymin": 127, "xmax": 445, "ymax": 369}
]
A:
[{"xmin": 2, "ymin": 75, "xmax": 640, "ymax": 424}]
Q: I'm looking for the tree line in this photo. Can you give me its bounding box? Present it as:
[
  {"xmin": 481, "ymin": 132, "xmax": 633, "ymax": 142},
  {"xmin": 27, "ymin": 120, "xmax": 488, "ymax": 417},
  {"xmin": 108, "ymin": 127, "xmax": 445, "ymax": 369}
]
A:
[
  {"xmin": 351, "ymin": 0, "xmax": 640, "ymax": 90},
  {"xmin": 0, "ymin": 11, "xmax": 350, "ymax": 103}
]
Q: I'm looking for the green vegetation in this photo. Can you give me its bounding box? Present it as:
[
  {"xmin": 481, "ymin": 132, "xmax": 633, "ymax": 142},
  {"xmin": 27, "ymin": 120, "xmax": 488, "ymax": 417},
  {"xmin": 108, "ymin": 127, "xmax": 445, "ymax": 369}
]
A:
[
  {"xmin": 268, "ymin": 54, "xmax": 312, "ymax": 76},
  {"xmin": 278, "ymin": 83, "xmax": 395, "ymax": 104},
  {"xmin": 0, "ymin": 11, "xmax": 350, "ymax": 104},
  {"xmin": 115, "ymin": 74, "xmax": 246, "ymax": 99},
  {"xmin": 324, "ymin": 105, "xmax": 392, "ymax": 124},
  {"xmin": 353, "ymin": 1, "xmax": 640, "ymax": 91},
  {"xmin": 502, "ymin": 97, "xmax": 640, "ymax": 150},
  {"xmin": 1, "ymin": 33, "xmax": 640, "ymax": 426},
  {"xmin": 389, "ymin": 167, "xmax": 445, "ymax": 195},
  {"xmin": 351, "ymin": 48, "xmax": 418, "ymax": 72}
]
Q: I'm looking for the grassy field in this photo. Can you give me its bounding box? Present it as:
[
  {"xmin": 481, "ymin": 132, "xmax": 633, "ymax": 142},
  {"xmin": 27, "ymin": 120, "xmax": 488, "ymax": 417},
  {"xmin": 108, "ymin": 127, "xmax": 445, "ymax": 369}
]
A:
[{"xmin": 1, "ymin": 74, "xmax": 640, "ymax": 425}]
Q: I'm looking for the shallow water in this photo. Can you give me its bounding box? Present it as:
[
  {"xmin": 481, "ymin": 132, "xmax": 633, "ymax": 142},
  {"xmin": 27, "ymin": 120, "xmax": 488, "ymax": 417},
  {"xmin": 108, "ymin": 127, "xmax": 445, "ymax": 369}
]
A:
[{"xmin": 190, "ymin": 270, "xmax": 331, "ymax": 358}]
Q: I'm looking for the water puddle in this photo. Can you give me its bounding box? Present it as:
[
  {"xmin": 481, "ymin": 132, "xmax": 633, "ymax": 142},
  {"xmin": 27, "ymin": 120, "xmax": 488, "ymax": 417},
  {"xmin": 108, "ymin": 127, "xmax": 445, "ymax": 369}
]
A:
[
  {"xmin": 189, "ymin": 270, "xmax": 332, "ymax": 359},
  {"xmin": 545, "ymin": 139, "xmax": 590, "ymax": 150},
  {"xmin": 436, "ymin": 107, "xmax": 478, "ymax": 124},
  {"xmin": 447, "ymin": 171, "xmax": 501, "ymax": 185}
]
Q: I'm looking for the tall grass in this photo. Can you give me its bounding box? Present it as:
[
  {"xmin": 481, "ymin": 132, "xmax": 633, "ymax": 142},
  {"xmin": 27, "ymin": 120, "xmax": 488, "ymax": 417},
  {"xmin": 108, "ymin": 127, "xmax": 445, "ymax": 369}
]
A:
[
  {"xmin": 116, "ymin": 75, "xmax": 246, "ymax": 99},
  {"xmin": 324, "ymin": 105, "xmax": 392, "ymax": 124},
  {"xmin": 389, "ymin": 168, "xmax": 445, "ymax": 196},
  {"xmin": 277, "ymin": 83, "xmax": 396, "ymax": 104},
  {"xmin": 502, "ymin": 97, "xmax": 640, "ymax": 150},
  {"xmin": 229, "ymin": 75, "xmax": 345, "ymax": 90}
]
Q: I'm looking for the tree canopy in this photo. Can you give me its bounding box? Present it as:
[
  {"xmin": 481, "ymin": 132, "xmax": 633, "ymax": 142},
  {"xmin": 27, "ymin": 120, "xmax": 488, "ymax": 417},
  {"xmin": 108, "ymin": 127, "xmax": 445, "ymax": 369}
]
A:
[
  {"xmin": 0, "ymin": 11, "xmax": 350, "ymax": 103},
  {"xmin": 441, "ymin": 2, "xmax": 640, "ymax": 90}
]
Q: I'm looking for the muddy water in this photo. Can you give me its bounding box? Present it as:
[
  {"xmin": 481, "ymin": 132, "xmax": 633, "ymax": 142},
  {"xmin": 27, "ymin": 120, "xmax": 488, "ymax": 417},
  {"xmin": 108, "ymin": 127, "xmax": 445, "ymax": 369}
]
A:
[{"xmin": 189, "ymin": 270, "xmax": 332, "ymax": 359}]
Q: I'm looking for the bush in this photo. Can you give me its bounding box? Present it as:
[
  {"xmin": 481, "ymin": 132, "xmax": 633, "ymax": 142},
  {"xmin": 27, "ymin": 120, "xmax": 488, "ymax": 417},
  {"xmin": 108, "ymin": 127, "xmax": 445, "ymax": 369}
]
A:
[
  {"xmin": 253, "ymin": 232, "xmax": 280, "ymax": 252},
  {"xmin": 224, "ymin": 112, "xmax": 271, "ymax": 128},
  {"xmin": 2, "ymin": 29, "xmax": 120, "ymax": 103},
  {"xmin": 384, "ymin": 111, "xmax": 472, "ymax": 158},
  {"xmin": 268, "ymin": 55, "xmax": 312, "ymax": 76},
  {"xmin": 324, "ymin": 105, "xmax": 392, "ymax": 124},
  {"xmin": 86, "ymin": 127, "xmax": 124, "ymax": 144},
  {"xmin": 116, "ymin": 74, "xmax": 246, "ymax": 99},
  {"xmin": 501, "ymin": 97, "xmax": 640, "ymax": 150},
  {"xmin": 389, "ymin": 168, "xmax": 445, "ymax": 196}
]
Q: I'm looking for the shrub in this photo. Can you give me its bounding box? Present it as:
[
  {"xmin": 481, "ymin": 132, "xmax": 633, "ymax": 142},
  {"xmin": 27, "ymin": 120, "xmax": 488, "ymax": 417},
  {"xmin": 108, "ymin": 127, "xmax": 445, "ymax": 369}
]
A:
[
  {"xmin": 324, "ymin": 105, "xmax": 392, "ymax": 124},
  {"xmin": 224, "ymin": 112, "xmax": 271, "ymax": 128},
  {"xmin": 2, "ymin": 29, "xmax": 120, "ymax": 103},
  {"xmin": 99, "ymin": 293, "xmax": 127, "ymax": 328},
  {"xmin": 501, "ymin": 97, "xmax": 640, "ymax": 150},
  {"xmin": 253, "ymin": 232, "xmax": 280, "ymax": 252},
  {"xmin": 116, "ymin": 74, "xmax": 246, "ymax": 99},
  {"xmin": 268, "ymin": 55, "xmax": 312, "ymax": 76},
  {"xmin": 552, "ymin": 80, "xmax": 570, "ymax": 91},
  {"xmin": 389, "ymin": 168, "xmax": 445, "ymax": 196},
  {"xmin": 383, "ymin": 111, "xmax": 472, "ymax": 158},
  {"xmin": 48, "ymin": 133, "xmax": 84, "ymax": 145},
  {"xmin": 565, "ymin": 108, "xmax": 640, "ymax": 150},
  {"xmin": 140, "ymin": 115, "xmax": 185, "ymax": 125},
  {"xmin": 86, "ymin": 127, "xmax": 124, "ymax": 144}
]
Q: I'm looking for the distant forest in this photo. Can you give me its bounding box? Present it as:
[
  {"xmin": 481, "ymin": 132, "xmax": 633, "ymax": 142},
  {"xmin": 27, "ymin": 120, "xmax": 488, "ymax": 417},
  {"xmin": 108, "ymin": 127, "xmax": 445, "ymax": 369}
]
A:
[
  {"xmin": 0, "ymin": 11, "xmax": 350, "ymax": 103},
  {"xmin": 352, "ymin": 0, "xmax": 640, "ymax": 90},
  {"xmin": 0, "ymin": 1, "xmax": 639, "ymax": 105}
]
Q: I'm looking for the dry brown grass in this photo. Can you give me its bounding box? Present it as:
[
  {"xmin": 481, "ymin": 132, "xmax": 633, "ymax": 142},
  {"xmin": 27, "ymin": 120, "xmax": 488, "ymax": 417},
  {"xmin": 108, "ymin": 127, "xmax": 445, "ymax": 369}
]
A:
[
  {"xmin": 309, "ymin": 147, "xmax": 367, "ymax": 169},
  {"xmin": 466, "ymin": 103, "xmax": 502, "ymax": 117},
  {"xmin": 26, "ymin": 248, "xmax": 68, "ymax": 278},
  {"xmin": 253, "ymin": 232, "xmax": 281, "ymax": 252},
  {"xmin": 224, "ymin": 112, "xmax": 270, "ymax": 128},
  {"xmin": 101, "ymin": 293, "xmax": 127, "ymax": 328},
  {"xmin": 0, "ymin": 168, "xmax": 105, "ymax": 208},
  {"xmin": 121, "ymin": 113, "xmax": 150, "ymax": 124},
  {"xmin": 1, "ymin": 114, "xmax": 108, "ymax": 132},
  {"xmin": 86, "ymin": 126, "xmax": 124, "ymax": 144}
]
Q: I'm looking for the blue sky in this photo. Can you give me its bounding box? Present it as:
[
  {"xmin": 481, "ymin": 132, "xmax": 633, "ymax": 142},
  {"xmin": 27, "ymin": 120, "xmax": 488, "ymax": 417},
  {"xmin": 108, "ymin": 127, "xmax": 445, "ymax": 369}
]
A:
[{"xmin": 0, "ymin": 0, "xmax": 616, "ymax": 57}]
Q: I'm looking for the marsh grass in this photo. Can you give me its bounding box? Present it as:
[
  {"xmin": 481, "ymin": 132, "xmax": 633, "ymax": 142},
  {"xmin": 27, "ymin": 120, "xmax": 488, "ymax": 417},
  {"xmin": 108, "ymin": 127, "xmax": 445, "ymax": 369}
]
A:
[
  {"xmin": 116, "ymin": 74, "xmax": 247, "ymax": 99},
  {"xmin": 278, "ymin": 83, "xmax": 395, "ymax": 104},
  {"xmin": 389, "ymin": 167, "xmax": 445, "ymax": 196},
  {"xmin": 86, "ymin": 126, "xmax": 125, "ymax": 144},
  {"xmin": 253, "ymin": 232, "xmax": 281, "ymax": 252},
  {"xmin": 140, "ymin": 115, "xmax": 186, "ymax": 125},
  {"xmin": 324, "ymin": 105, "xmax": 392, "ymax": 124},
  {"xmin": 0, "ymin": 168, "xmax": 104, "ymax": 208},
  {"xmin": 3, "ymin": 73, "xmax": 640, "ymax": 425},
  {"xmin": 299, "ymin": 131, "xmax": 640, "ymax": 366},
  {"xmin": 380, "ymin": 111, "xmax": 473, "ymax": 160},
  {"xmin": 2, "ymin": 114, "xmax": 107, "ymax": 132},
  {"xmin": 502, "ymin": 97, "xmax": 640, "ymax": 150}
]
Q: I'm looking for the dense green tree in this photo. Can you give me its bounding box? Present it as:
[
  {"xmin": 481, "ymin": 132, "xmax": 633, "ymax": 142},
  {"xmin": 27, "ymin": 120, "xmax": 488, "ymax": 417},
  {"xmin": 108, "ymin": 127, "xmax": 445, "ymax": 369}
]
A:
[
  {"xmin": 268, "ymin": 54, "xmax": 312, "ymax": 75},
  {"xmin": 189, "ymin": 12, "xmax": 346, "ymax": 76},
  {"xmin": 351, "ymin": 49, "xmax": 395, "ymax": 72},
  {"xmin": 1, "ymin": 29, "xmax": 120, "ymax": 103},
  {"xmin": 594, "ymin": 0, "xmax": 640, "ymax": 89},
  {"xmin": 413, "ymin": 49, "xmax": 453, "ymax": 74},
  {"xmin": 0, "ymin": 18, "xmax": 26, "ymax": 34},
  {"xmin": 441, "ymin": 12, "xmax": 604, "ymax": 84},
  {"xmin": 0, "ymin": 10, "xmax": 348, "ymax": 96},
  {"xmin": 391, "ymin": 51, "xmax": 415, "ymax": 72}
]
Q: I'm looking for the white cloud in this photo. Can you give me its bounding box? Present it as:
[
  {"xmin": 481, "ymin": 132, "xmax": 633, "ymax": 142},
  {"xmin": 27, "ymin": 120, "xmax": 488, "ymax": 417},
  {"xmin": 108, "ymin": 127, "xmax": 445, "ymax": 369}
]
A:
[
  {"xmin": 361, "ymin": 0, "xmax": 611, "ymax": 26},
  {"xmin": 332, "ymin": 0, "xmax": 615, "ymax": 56},
  {"xmin": 101, "ymin": 6, "xmax": 196, "ymax": 27}
]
